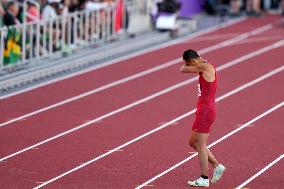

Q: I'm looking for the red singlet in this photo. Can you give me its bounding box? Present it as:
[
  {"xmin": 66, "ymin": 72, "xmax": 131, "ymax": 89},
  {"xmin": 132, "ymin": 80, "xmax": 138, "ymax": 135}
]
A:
[{"xmin": 192, "ymin": 64, "xmax": 217, "ymax": 133}]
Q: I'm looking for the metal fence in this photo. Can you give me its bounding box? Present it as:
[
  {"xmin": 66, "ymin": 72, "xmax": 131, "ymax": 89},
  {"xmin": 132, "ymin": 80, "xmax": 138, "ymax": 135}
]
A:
[{"xmin": 0, "ymin": 0, "xmax": 152, "ymax": 72}]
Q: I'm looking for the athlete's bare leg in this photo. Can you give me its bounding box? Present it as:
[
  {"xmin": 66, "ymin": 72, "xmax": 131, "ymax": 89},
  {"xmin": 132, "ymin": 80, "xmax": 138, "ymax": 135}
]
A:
[
  {"xmin": 189, "ymin": 131, "xmax": 219, "ymax": 174},
  {"xmin": 207, "ymin": 148, "xmax": 219, "ymax": 168},
  {"xmin": 196, "ymin": 132, "xmax": 209, "ymax": 176}
]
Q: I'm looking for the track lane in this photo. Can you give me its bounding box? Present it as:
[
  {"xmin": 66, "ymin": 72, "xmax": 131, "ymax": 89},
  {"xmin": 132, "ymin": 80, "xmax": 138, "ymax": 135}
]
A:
[
  {"xmin": 0, "ymin": 29, "xmax": 283, "ymax": 158},
  {"xmin": 0, "ymin": 17, "xmax": 278, "ymax": 124},
  {"xmin": 33, "ymin": 68, "xmax": 284, "ymax": 189},
  {"xmin": 238, "ymin": 154, "xmax": 284, "ymax": 189},
  {"xmin": 1, "ymin": 43, "xmax": 284, "ymax": 188},
  {"xmin": 145, "ymin": 104, "xmax": 284, "ymax": 189}
]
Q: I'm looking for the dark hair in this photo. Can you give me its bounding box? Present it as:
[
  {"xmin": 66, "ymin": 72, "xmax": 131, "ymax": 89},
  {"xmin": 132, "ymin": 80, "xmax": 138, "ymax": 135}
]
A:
[
  {"xmin": 7, "ymin": 1, "xmax": 18, "ymax": 9},
  {"xmin": 183, "ymin": 49, "xmax": 200, "ymax": 61}
]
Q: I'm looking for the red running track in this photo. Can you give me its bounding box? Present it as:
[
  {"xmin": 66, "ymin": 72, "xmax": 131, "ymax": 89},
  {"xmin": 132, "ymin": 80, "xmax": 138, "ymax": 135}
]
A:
[
  {"xmin": 0, "ymin": 15, "xmax": 284, "ymax": 189},
  {"xmin": 0, "ymin": 16, "xmax": 280, "ymax": 123},
  {"xmin": 1, "ymin": 19, "xmax": 283, "ymax": 157},
  {"xmin": 138, "ymin": 102, "xmax": 284, "ymax": 189},
  {"xmin": 242, "ymin": 153, "xmax": 284, "ymax": 189},
  {"xmin": 32, "ymin": 58, "xmax": 283, "ymax": 189}
]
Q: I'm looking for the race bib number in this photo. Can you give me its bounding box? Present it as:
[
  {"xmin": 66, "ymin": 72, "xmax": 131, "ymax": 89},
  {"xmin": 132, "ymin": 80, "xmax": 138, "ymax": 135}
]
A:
[{"xmin": 197, "ymin": 84, "xmax": 201, "ymax": 97}]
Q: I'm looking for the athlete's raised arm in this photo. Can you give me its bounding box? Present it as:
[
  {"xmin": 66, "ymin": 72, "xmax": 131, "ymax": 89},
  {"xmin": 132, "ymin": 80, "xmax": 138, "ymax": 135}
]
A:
[
  {"xmin": 180, "ymin": 63, "xmax": 210, "ymax": 73},
  {"xmin": 180, "ymin": 49, "xmax": 216, "ymax": 82}
]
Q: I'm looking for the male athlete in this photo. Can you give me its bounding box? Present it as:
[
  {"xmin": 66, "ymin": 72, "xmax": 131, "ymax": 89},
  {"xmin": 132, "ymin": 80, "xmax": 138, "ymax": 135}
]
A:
[{"xmin": 180, "ymin": 49, "xmax": 225, "ymax": 187}]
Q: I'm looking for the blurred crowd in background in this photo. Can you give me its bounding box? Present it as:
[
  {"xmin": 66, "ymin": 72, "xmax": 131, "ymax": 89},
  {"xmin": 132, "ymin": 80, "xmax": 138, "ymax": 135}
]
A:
[
  {"xmin": 0, "ymin": 0, "xmax": 122, "ymax": 66},
  {"xmin": 204, "ymin": 0, "xmax": 284, "ymax": 17},
  {"xmin": 0, "ymin": 0, "xmax": 119, "ymax": 27},
  {"xmin": 0, "ymin": 0, "xmax": 283, "ymax": 28},
  {"xmin": 0, "ymin": 0, "xmax": 284, "ymax": 67}
]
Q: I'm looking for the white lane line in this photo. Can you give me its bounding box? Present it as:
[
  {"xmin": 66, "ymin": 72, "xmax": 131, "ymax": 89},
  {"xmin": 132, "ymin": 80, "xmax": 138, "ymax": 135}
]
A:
[
  {"xmin": 0, "ymin": 24, "xmax": 272, "ymax": 129},
  {"xmin": 199, "ymin": 24, "xmax": 273, "ymax": 54},
  {"xmin": 143, "ymin": 185, "xmax": 154, "ymax": 187},
  {"xmin": 1, "ymin": 40, "xmax": 284, "ymax": 163},
  {"xmin": 136, "ymin": 102, "xmax": 284, "ymax": 189},
  {"xmin": 32, "ymin": 67, "xmax": 284, "ymax": 189},
  {"xmin": 0, "ymin": 17, "xmax": 247, "ymax": 100},
  {"xmin": 235, "ymin": 154, "xmax": 284, "ymax": 189}
]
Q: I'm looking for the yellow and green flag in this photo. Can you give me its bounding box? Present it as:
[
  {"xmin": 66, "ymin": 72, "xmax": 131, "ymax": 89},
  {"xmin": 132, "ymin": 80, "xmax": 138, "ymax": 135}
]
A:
[{"xmin": 3, "ymin": 27, "xmax": 21, "ymax": 65}]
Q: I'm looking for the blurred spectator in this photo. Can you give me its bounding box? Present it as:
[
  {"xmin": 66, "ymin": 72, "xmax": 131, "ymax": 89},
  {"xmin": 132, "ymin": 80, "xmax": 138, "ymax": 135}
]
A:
[
  {"xmin": 42, "ymin": 0, "xmax": 60, "ymax": 20},
  {"xmin": 204, "ymin": 0, "xmax": 218, "ymax": 15},
  {"xmin": 26, "ymin": 2, "xmax": 40, "ymax": 22},
  {"xmin": 246, "ymin": 0, "xmax": 261, "ymax": 16},
  {"xmin": 0, "ymin": 2, "xmax": 5, "ymax": 27},
  {"xmin": 230, "ymin": 0, "xmax": 241, "ymax": 16},
  {"xmin": 151, "ymin": 0, "xmax": 163, "ymax": 16},
  {"xmin": 3, "ymin": 1, "xmax": 20, "ymax": 26},
  {"xmin": 203, "ymin": 0, "xmax": 230, "ymax": 17},
  {"xmin": 266, "ymin": 0, "xmax": 281, "ymax": 10},
  {"xmin": 157, "ymin": 0, "xmax": 181, "ymax": 14},
  {"xmin": 281, "ymin": 0, "xmax": 284, "ymax": 15},
  {"xmin": 150, "ymin": 0, "xmax": 162, "ymax": 26},
  {"xmin": 3, "ymin": 1, "xmax": 21, "ymax": 65},
  {"xmin": 203, "ymin": 0, "xmax": 284, "ymax": 17},
  {"xmin": 58, "ymin": 0, "xmax": 70, "ymax": 16},
  {"xmin": 81, "ymin": 0, "xmax": 108, "ymax": 11},
  {"xmin": 0, "ymin": 2, "xmax": 5, "ymax": 16},
  {"xmin": 156, "ymin": 0, "xmax": 181, "ymax": 37},
  {"xmin": 68, "ymin": 0, "xmax": 80, "ymax": 12},
  {"xmin": 263, "ymin": 0, "xmax": 272, "ymax": 10}
]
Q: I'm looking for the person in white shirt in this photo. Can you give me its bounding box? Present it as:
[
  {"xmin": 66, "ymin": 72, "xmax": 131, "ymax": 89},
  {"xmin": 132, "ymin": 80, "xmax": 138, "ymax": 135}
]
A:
[{"xmin": 42, "ymin": 0, "xmax": 60, "ymax": 20}]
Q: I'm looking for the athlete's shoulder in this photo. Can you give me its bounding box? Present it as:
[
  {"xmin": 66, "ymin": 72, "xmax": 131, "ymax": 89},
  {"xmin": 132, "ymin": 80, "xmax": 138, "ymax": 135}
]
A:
[{"xmin": 200, "ymin": 62, "xmax": 215, "ymax": 72}]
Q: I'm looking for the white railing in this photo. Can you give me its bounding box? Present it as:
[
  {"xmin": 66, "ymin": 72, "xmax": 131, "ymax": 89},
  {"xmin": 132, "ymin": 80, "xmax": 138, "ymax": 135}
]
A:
[{"xmin": 0, "ymin": 0, "xmax": 152, "ymax": 72}]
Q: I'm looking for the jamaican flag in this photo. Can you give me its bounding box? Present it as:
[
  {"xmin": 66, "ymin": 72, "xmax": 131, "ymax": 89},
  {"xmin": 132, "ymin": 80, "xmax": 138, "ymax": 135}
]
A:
[{"xmin": 3, "ymin": 27, "xmax": 21, "ymax": 65}]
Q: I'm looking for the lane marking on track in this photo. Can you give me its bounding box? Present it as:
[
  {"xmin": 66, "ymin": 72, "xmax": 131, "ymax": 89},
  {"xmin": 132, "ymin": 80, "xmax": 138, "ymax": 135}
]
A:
[
  {"xmin": 235, "ymin": 123, "xmax": 255, "ymax": 128},
  {"xmin": 32, "ymin": 67, "xmax": 284, "ymax": 189},
  {"xmin": 158, "ymin": 122, "xmax": 179, "ymax": 126},
  {"xmin": 0, "ymin": 17, "xmax": 246, "ymax": 100},
  {"xmin": 235, "ymin": 153, "xmax": 284, "ymax": 189},
  {"xmin": 135, "ymin": 102, "xmax": 284, "ymax": 189},
  {"xmin": 82, "ymin": 120, "xmax": 103, "ymax": 124},
  {"xmin": 1, "ymin": 40, "xmax": 284, "ymax": 163},
  {"xmin": 106, "ymin": 149, "xmax": 124, "ymax": 152},
  {"xmin": 0, "ymin": 23, "xmax": 270, "ymax": 129},
  {"xmin": 235, "ymin": 35, "xmax": 284, "ymax": 44},
  {"xmin": 179, "ymin": 33, "xmax": 241, "ymax": 43}
]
